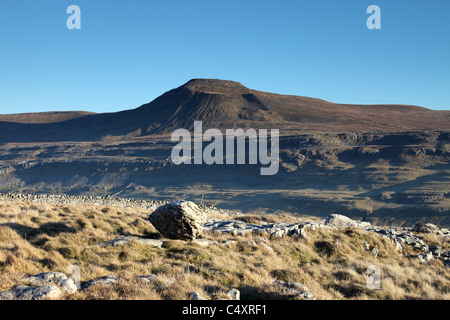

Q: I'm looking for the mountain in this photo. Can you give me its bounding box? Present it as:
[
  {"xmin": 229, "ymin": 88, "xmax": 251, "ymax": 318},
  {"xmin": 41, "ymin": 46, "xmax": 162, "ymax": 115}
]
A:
[
  {"xmin": 1, "ymin": 79, "xmax": 449, "ymax": 142},
  {"xmin": 0, "ymin": 111, "xmax": 95, "ymax": 124},
  {"xmin": 0, "ymin": 79, "xmax": 449, "ymax": 226}
]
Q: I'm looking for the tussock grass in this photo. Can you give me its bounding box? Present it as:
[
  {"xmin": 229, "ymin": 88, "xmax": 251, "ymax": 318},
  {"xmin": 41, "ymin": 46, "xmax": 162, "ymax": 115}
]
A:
[{"xmin": 0, "ymin": 201, "xmax": 449, "ymax": 300}]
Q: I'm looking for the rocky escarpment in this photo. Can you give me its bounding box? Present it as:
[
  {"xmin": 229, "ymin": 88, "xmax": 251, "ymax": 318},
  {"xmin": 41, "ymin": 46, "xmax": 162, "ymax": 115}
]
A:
[{"xmin": 1, "ymin": 129, "xmax": 448, "ymax": 227}]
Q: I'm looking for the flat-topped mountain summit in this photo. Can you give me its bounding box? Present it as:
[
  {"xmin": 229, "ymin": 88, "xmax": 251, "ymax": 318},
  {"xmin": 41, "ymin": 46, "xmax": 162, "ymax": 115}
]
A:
[{"xmin": 1, "ymin": 79, "xmax": 449, "ymax": 142}]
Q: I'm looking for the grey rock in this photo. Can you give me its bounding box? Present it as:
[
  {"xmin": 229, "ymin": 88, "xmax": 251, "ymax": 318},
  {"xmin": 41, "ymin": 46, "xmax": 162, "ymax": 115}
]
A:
[
  {"xmin": 324, "ymin": 214, "xmax": 371, "ymax": 229},
  {"xmin": 24, "ymin": 272, "xmax": 77, "ymax": 294},
  {"xmin": 190, "ymin": 291, "xmax": 208, "ymax": 300},
  {"xmin": 295, "ymin": 291, "xmax": 315, "ymax": 300},
  {"xmin": 0, "ymin": 284, "xmax": 63, "ymax": 300},
  {"xmin": 192, "ymin": 239, "xmax": 218, "ymax": 247},
  {"xmin": 273, "ymin": 280, "xmax": 314, "ymax": 300},
  {"xmin": 372, "ymin": 248, "xmax": 379, "ymax": 258},
  {"xmin": 97, "ymin": 236, "xmax": 164, "ymax": 248},
  {"xmin": 226, "ymin": 288, "xmax": 240, "ymax": 300},
  {"xmin": 149, "ymin": 201, "xmax": 207, "ymax": 240},
  {"xmin": 82, "ymin": 275, "xmax": 118, "ymax": 290},
  {"xmin": 138, "ymin": 275, "xmax": 158, "ymax": 283},
  {"xmin": 292, "ymin": 228, "xmax": 307, "ymax": 239},
  {"xmin": 418, "ymin": 252, "xmax": 434, "ymax": 262},
  {"xmin": 412, "ymin": 223, "xmax": 441, "ymax": 234}
]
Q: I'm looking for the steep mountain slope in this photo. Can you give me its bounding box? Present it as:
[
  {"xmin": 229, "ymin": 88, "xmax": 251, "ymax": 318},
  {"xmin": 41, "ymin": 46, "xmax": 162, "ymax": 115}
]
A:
[{"xmin": 0, "ymin": 79, "xmax": 449, "ymax": 143}]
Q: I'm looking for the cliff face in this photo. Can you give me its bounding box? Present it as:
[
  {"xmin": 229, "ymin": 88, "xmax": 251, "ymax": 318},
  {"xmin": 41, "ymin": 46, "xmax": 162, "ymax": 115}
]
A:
[{"xmin": 0, "ymin": 130, "xmax": 448, "ymax": 226}]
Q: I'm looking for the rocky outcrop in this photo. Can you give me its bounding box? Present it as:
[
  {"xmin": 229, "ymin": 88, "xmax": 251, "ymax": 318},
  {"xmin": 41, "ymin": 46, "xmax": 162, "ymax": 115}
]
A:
[
  {"xmin": 24, "ymin": 272, "xmax": 77, "ymax": 294},
  {"xmin": 0, "ymin": 271, "xmax": 78, "ymax": 300},
  {"xmin": 412, "ymin": 223, "xmax": 442, "ymax": 235},
  {"xmin": 203, "ymin": 218, "xmax": 321, "ymax": 237},
  {"xmin": 0, "ymin": 285, "xmax": 63, "ymax": 300},
  {"xmin": 148, "ymin": 201, "xmax": 207, "ymax": 240},
  {"xmin": 324, "ymin": 214, "xmax": 371, "ymax": 229},
  {"xmin": 97, "ymin": 236, "xmax": 164, "ymax": 248}
]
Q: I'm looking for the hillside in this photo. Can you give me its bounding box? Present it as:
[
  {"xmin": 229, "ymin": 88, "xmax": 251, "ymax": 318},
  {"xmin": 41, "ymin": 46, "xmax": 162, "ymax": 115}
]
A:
[
  {"xmin": 0, "ymin": 198, "xmax": 449, "ymax": 300},
  {"xmin": 0, "ymin": 79, "xmax": 448, "ymax": 227},
  {"xmin": 0, "ymin": 111, "xmax": 95, "ymax": 124},
  {"xmin": 0, "ymin": 79, "xmax": 449, "ymax": 143}
]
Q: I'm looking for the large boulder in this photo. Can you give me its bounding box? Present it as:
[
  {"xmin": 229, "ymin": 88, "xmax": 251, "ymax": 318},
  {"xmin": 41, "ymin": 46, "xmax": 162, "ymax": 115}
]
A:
[
  {"xmin": 148, "ymin": 201, "xmax": 207, "ymax": 240},
  {"xmin": 412, "ymin": 223, "xmax": 441, "ymax": 235},
  {"xmin": 324, "ymin": 214, "xmax": 371, "ymax": 229}
]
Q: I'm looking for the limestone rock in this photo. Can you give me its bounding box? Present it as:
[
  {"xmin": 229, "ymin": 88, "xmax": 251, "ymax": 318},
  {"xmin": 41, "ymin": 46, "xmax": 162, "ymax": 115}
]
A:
[
  {"xmin": 24, "ymin": 272, "xmax": 77, "ymax": 294},
  {"xmin": 82, "ymin": 275, "xmax": 118, "ymax": 290},
  {"xmin": 190, "ymin": 291, "xmax": 208, "ymax": 300},
  {"xmin": 226, "ymin": 288, "xmax": 240, "ymax": 300},
  {"xmin": 149, "ymin": 201, "xmax": 207, "ymax": 240},
  {"xmin": 138, "ymin": 274, "xmax": 158, "ymax": 283},
  {"xmin": 0, "ymin": 284, "xmax": 63, "ymax": 300},
  {"xmin": 97, "ymin": 236, "xmax": 164, "ymax": 248},
  {"xmin": 372, "ymin": 248, "xmax": 379, "ymax": 258},
  {"xmin": 324, "ymin": 214, "xmax": 371, "ymax": 229},
  {"xmin": 412, "ymin": 223, "xmax": 441, "ymax": 235}
]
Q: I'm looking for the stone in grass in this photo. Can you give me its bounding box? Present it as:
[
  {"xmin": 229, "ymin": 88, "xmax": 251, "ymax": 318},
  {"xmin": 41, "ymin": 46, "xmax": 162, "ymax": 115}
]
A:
[
  {"xmin": 324, "ymin": 214, "xmax": 371, "ymax": 229},
  {"xmin": 24, "ymin": 272, "xmax": 77, "ymax": 294},
  {"xmin": 226, "ymin": 288, "xmax": 241, "ymax": 300},
  {"xmin": 81, "ymin": 275, "xmax": 118, "ymax": 290},
  {"xmin": 412, "ymin": 223, "xmax": 441, "ymax": 235},
  {"xmin": 0, "ymin": 284, "xmax": 63, "ymax": 300},
  {"xmin": 149, "ymin": 201, "xmax": 207, "ymax": 240},
  {"xmin": 190, "ymin": 291, "xmax": 208, "ymax": 300},
  {"xmin": 138, "ymin": 274, "xmax": 158, "ymax": 283}
]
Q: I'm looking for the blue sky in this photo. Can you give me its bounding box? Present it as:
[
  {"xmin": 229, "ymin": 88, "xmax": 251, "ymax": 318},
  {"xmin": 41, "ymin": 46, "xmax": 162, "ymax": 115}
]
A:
[{"xmin": 0, "ymin": 0, "xmax": 449, "ymax": 114}]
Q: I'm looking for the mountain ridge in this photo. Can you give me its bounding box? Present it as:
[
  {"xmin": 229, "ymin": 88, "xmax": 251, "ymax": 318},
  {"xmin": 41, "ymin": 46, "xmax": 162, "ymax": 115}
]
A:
[{"xmin": 0, "ymin": 79, "xmax": 449, "ymax": 143}]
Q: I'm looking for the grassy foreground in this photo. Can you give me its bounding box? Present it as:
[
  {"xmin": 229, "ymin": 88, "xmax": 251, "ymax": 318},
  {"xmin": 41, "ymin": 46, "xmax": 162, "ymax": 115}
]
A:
[{"xmin": 0, "ymin": 200, "xmax": 449, "ymax": 300}]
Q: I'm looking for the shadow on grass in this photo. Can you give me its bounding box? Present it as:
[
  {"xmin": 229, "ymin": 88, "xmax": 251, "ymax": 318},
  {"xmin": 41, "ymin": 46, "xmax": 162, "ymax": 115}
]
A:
[{"xmin": 1, "ymin": 222, "xmax": 77, "ymax": 240}]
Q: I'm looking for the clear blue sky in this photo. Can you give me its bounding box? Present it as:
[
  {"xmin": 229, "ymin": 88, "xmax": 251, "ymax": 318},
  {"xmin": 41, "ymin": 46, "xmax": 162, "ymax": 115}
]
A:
[{"xmin": 0, "ymin": 0, "xmax": 449, "ymax": 114}]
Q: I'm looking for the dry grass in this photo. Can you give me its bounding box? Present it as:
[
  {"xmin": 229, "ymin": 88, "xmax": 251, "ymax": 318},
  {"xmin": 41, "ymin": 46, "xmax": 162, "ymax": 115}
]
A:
[{"xmin": 0, "ymin": 201, "xmax": 449, "ymax": 300}]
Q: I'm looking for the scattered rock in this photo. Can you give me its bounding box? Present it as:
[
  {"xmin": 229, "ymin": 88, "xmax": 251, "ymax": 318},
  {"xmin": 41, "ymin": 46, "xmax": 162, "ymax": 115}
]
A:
[
  {"xmin": 418, "ymin": 252, "xmax": 434, "ymax": 262},
  {"xmin": 324, "ymin": 214, "xmax": 371, "ymax": 229},
  {"xmin": 82, "ymin": 275, "xmax": 118, "ymax": 290},
  {"xmin": 149, "ymin": 201, "xmax": 207, "ymax": 240},
  {"xmin": 364, "ymin": 241, "xmax": 370, "ymax": 251},
  {"xmin": 273, "ymin": 280, "xmax": 314, "ymax": 300},
  {"xmin": 190, "ymin": 291, "xmax": 208, "ymax": 300},
  {"xmin": 412, "ymin": 223, "xmax": 442, "ymax": 235},
  {"xmin": 24, "ymin": 272, "xmax": 77, "ymax": 294},
  {"xmin": 226, "ymin": 288, "xmax": 240, "ymax": 300},
  {"xmin": 292, "ymin": 228, "xmax": 307, "ymax": 239},
  {"xmin": 138, "ymin": 274, "xmax": 158, "ymax": 283},
  {"xmin": 97, "ymin": 236, "xmax": 164, "ymax": 248},
  {"xmin": 192, "ymin": 239, "xmax": 218, "ymax": 247},
  {"xmin": 372, "ymin": 248, "xmax": 379, "ymax": 258},
  {"xmin": 0, "ymin": 284, "xmax": 63, "ymax": 300}
]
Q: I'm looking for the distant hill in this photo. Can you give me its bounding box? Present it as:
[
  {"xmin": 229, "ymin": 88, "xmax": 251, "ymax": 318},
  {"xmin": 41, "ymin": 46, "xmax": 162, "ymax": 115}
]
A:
[
  {"xmin": 0, "ymin": 111, "xmax": 95, "ymax": 124},
  {"xmin": 0, "ymin": 79, "xmax": 449, "ymax": 142}
]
